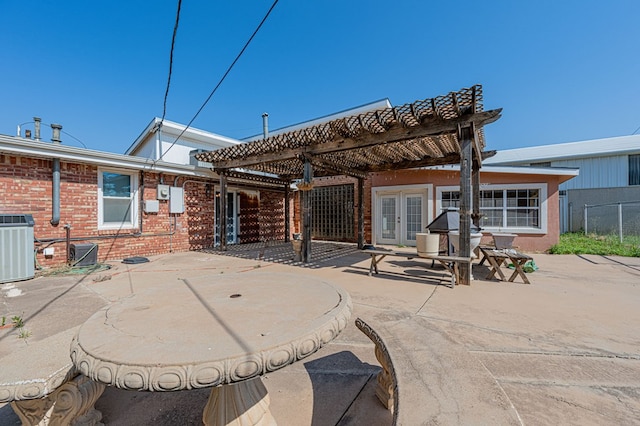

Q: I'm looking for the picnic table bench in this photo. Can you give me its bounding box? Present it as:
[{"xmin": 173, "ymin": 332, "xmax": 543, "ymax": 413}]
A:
[
  {"xmin": 0, "ymin": 327, "xmax": 105, "ymax": 425},
  {"xmin": 363, "ymin": 248, "xmax": 471, "ymax": 287},
  {"xmin": 478, "ymin": 246, "xmax": 533, "ymax": 284}
]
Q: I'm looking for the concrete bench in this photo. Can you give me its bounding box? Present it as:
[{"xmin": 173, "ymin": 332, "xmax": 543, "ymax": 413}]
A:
[
  {"xmin": 0, "ymin": 327, "xmax": 105, "ymax": 425},
  {"xmin": 355, "ymin": 315, "xmax": 521, "ymax": 425},
  {"xmin": 362, "ymin": 249, "xmax": 472, "ymax": 287}
]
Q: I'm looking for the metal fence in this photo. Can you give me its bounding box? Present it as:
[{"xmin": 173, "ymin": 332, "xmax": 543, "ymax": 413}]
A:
[{"xmin": 584, "ymin": 201, "xmax": 640, "ymax": 241}]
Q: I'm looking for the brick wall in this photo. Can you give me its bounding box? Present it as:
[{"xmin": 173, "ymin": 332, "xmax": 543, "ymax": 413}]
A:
[{"xmin": 0, "ymin": 154, "xmax": 216, "ymax": 268}]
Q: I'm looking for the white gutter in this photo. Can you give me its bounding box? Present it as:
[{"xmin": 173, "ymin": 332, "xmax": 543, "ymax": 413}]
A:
[
  {"xmin": 425, "ymin": 164, "xmax": 579, "ymax": 177},
  {"xmin": 0, "ymin": 134, "xmax": 216, "ymax": 178}
]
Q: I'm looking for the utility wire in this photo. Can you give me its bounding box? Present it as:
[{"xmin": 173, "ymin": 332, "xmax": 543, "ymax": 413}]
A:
[
  {"xmin": 632, "ymin": 125, "xmax": 640, "ymax": 135},
  {"xmin": 156, "ymin": 0, "xmax": 279, "ymax": 163},
  {"xmin": 161, "ymin": 0, "xmax": 183, "ymax": 124}
]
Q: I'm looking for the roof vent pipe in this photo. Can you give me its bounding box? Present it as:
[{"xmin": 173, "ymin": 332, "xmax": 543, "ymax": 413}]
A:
[
  {"xmin": 262, "ymin": 112, "xmax": 269, "ymax": 139},
  {"xmin": 51, "ymin": 123, "xmax": 62, "ymax": 144},
  {"xmin": 25, "ymin": 129, "xmax": 32, "ymax": 139},
  {"xmin": 34, "ymin": 117, "xmax": 41, "ymax": 141}
]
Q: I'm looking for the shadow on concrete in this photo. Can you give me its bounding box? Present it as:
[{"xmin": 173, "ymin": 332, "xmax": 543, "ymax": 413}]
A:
[{"xmin": 304, "ymin": 351, "xmax": 391, "ymax": 426}]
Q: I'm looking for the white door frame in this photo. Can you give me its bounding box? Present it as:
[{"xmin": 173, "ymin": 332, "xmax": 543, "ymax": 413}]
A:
[{"xmin": 371, "ymin": 184, "xmax": 433, "ymax": 247}]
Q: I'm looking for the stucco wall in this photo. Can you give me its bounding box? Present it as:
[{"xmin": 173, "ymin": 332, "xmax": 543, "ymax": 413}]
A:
[{"xmin": 368, "ymin": 168, "xmax": 562, "ymax": 253}]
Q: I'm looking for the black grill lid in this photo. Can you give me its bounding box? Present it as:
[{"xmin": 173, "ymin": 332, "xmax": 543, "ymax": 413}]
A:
[{"xmin": 425, "ymin": 208, "xmax": 479, "ymax": 233}]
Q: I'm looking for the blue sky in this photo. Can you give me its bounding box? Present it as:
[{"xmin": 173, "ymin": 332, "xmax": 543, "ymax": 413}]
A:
[{"xmin": 2, "ymin": 1, "xmax": 639, "ymax": 154}]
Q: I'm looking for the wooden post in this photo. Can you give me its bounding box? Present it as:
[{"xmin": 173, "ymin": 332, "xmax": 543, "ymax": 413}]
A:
[
  {"xmin": 219, "ymin": 172, "xmax": 228, "ymax": 251},
  {"xmin": 472, "ymin": 159, "xmax": 481, "ymax": 230},
  {"xmin": 458, "ymin": 125, "xmax": 473, "ymax": 285},
  {"xmin": 302, "ymin": 159, "xmax": 313, "ymax": 263},
  {"xmin": 357, "ymin": 177, "xmax": 365, "ymax": 249},
  {"xmin": 284, "ymin": 183, "xmax": 290, "ymax": 242}
]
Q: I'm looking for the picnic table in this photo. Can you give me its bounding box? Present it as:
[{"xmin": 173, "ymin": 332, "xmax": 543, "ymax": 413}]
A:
[
  {"xmin": 70, "ymin": 272, "xmax": 352, "ymax": 425},
  {"xmin": 363, "ymin": 248, "xmax": 471, "ymax": 287},
  {"xmin": 478, "ymin": 246, "xmax": 533, "ymax": 284}
]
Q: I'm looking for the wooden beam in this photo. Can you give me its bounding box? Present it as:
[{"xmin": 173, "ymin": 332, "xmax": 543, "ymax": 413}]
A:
[
  {"xmin": 458, "ymin": 125, "xmax": 473, "ymax": 285},
  {"xmin": 310, "ymin": 156, "xmax": 367, "ymax": 179},
  {"xmin": 358, "ymin": 177, "xmax": 365, "ymax": 249},
  {"xmin": 219, "ymin": 172, "xmax": 228, "ymax": 251},
  {"xmin": 219, "ymin": 169, "xmax": 291, "ymax": 186},
  {"xmin": 284, "ymin": 184, "xmax": 291, "ymax": 243},
  {"xmin": 302, "ymin": 159, "xmax": 313, "ymax": 263},
  {"xmin": 359, "ymin": 153, "xmax": 461, "ymax": 173},
  {"xmin": 210, "ymin": 109, "xmax": 502, "ymax": 169}
]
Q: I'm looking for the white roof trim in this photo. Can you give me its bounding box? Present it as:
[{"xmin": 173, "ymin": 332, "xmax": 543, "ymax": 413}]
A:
[
  {"xmin": 425, "ymin": 164, "xmax": 579, "ymax": 176},
  {"xmin": 486, "ymin": 134, "xmax": 640, "ymax": 164},
  {"xmin": 126, "ymin": 118, "xmax": 242, "ymax": 155},
  {"xmin": 0, "ymin": 134, "xmax": 215, "ymax": 178}
]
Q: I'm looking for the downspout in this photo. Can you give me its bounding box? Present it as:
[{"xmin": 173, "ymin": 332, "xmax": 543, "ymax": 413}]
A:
[{"xmin": 50, "ymin": 123, "xmax": 62, "ymax": 226}]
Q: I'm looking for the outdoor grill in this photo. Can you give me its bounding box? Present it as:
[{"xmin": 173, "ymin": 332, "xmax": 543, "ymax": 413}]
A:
[{"xmin": 425, "ymin": 208, "xmax": 480, "ymax": 255}]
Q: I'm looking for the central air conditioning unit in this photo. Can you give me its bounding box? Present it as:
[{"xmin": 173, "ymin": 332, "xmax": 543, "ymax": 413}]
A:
[
  {"xmin": 69, "ymin": 243, "xmax": 98, "ymax": 267},
  {"xmin": 0, "ymin": 214, "xmax": 35, "ymax": 283}
]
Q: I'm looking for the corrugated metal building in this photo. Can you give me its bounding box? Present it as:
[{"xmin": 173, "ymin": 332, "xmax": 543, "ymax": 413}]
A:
[{"xmin": 485, "ymin": 135, "xmax": 640, "ymax": 234}]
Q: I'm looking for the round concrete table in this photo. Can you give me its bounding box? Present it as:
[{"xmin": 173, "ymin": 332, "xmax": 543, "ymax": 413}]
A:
[{"xmin": 70, "ymin": 272, "xmax": 352, "ymax": 425}]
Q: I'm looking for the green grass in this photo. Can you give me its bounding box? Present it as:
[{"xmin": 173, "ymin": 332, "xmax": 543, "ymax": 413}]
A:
[{"xmin": 549, "ymin": 232, "xmax": 640, "ymax": 257}]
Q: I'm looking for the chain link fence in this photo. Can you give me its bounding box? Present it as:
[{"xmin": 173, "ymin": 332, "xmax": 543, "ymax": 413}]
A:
[{"xmin": 584, "ymin": 201, "xmax": 640, "ymax": 241}]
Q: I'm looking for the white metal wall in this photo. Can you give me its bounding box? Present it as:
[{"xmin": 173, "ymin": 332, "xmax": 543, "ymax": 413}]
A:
[{"xmin": 555, "ymin": 155, "xmax": 628, "ymax": 190}]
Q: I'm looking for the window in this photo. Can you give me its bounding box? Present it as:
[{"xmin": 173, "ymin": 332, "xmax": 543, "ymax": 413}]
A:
[
  {"xmin": 311, "ymin": 185, "xmax": 354, "ymax": 240},
  {"xmin": 436, "ymin": 184, "xmax": 547, "ymax": 233},
  {"xmin": 629, "ymin": 154, "xmax": 640, "ymax": 186},
  {"xmin": 98, "ymin": 169, "xmax": 138, "ymax": 229}
]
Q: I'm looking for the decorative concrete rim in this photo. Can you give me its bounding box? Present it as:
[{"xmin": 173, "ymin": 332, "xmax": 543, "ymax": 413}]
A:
[
  {"xmin": 0, "ymin": 365, "xmax": 76, "ymax": 403},
  {"xmin": 70, "ymin": 290, "xmax": 352, "ymax": 391}
]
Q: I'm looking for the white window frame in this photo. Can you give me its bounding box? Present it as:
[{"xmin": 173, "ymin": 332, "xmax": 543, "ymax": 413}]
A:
[
  {"xmin": 97, "ymin": 168, "xmax": 139, "ymax": 230},
  {"xmin": 371, "ymin": 184, "xmax": 433, "ymax": 246},
  {"xmin": 436, "ymin": 183, "xmax": 548, "ymax": 234}
]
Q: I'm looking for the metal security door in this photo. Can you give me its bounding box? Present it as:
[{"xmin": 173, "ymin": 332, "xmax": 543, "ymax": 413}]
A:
[{"xmin": 215, "ymin": 191, "xmax": 237, "ymax": 245}]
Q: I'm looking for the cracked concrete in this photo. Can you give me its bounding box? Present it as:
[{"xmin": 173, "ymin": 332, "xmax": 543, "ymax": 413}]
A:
[{"xmin": 1, "ymin": 245, "xmax": 639, "ymax": 425}]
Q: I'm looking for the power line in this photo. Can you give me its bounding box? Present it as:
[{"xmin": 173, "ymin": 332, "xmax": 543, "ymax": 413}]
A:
[
  {"xmin": 161, "ymin": 0, "xmax": 183, "ymax": 124},
  {"xmin": 632, "ymin": 125, "xmax": 640, "ymax": 135},
  {"xmin": 156, "ymin": 0, "xmax": 279, "ymax": 163}
]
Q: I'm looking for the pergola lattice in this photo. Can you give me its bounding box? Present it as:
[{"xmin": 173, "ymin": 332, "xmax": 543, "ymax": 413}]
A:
[{"xmin": 196, "ymin": 85, "xmax": 502, "ymax": 284}]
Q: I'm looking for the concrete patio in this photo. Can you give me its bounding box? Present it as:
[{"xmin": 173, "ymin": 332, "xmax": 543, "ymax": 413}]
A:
[{"xmin": 1, "ymin": 242, "xmax": 639, "ymax": 425}]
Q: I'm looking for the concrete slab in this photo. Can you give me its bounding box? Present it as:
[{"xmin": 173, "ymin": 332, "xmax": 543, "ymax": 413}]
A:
[{"xmin": 1, "ymin": 247, "xmax": 639, "ymax": 425}]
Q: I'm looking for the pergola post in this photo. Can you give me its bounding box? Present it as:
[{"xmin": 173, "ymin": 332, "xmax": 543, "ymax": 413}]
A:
[
  {"xmin": 472, "ymin": 159, "xmax": 481, "ymax": 229},
  {"xmin": 284, "ymin": 183, "xmax": 291, "ymax": 242},
  {"xmin": 219, "ymin": 172, "xmax": 228, "ymax": 251},
  {"xmin": 458, "ymin": 125, "xmax": 473, "ymax": 285},
  {"xmin": 357, "ymin": 177, "xmax": 365, "ymax": 249},
  {"xmin": 302, "ymin": 159, "xmax": 313, "ymax": 263}
]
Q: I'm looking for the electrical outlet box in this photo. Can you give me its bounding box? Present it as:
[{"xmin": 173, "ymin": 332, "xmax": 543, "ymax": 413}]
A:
[
  {"xmin": 169, "ymin": 186, "xmax": 184, "ymax": 214},
  {"xmin": 157, "ymin": 184, "xmax": 170, "ymax": 200},
  {"xmin": 144, "ymin": 200, "xmax": 160, "ymax": 213}
]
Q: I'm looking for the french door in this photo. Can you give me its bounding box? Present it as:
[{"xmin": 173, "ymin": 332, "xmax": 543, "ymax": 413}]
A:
[{"xmin": 375, "ymin": 187, "xmax": 429, "ymax": 246}]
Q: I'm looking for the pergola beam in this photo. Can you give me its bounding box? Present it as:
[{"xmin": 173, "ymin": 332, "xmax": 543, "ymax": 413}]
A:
[{"xmin": 210, "ymin": 109, "xmax": 501, "ymax": 170}]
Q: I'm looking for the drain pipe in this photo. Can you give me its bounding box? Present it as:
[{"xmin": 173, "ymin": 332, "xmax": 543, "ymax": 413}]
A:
[{"xmin": 50, "ymin": 123, "xmax": 62, "ymax": 226}]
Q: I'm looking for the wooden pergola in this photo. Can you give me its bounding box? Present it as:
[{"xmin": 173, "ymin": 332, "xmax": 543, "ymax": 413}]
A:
[{"xmin": 196, "ymin": 85, "xmax": 501, "ymax": 285}]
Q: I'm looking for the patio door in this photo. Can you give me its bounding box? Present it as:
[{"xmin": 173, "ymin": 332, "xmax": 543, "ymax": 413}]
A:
[
  {"xmin": 374, "ymin": 186, "xmax": 431, "ymax": 247},
  {"xmin": 215, "ymin": 191, "xmax": 238, "ymax": 245}
]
